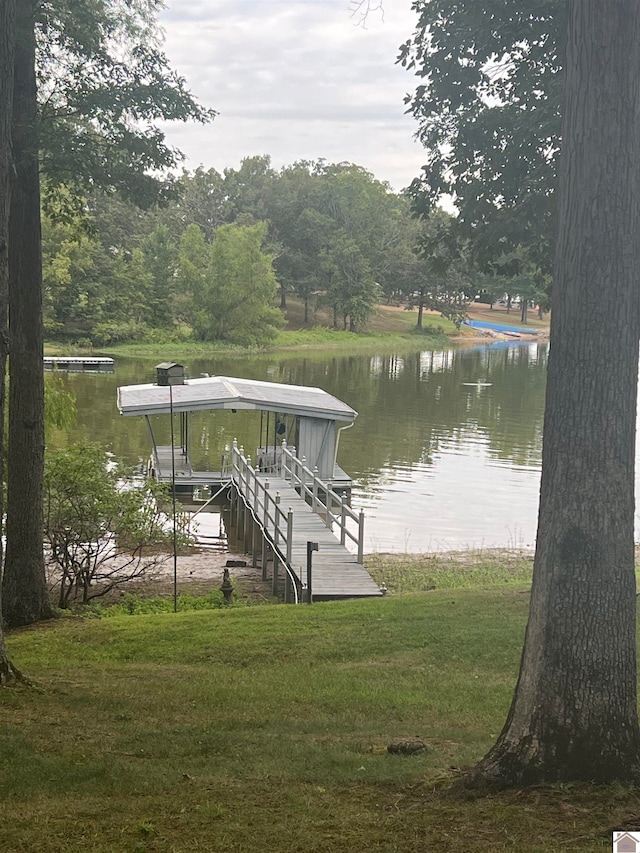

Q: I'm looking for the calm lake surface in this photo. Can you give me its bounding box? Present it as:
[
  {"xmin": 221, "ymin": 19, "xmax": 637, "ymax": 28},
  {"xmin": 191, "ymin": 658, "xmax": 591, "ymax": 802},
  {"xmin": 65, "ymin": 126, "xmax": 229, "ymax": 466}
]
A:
[{"xmin": 51, "ymin": 341, "xmax": 550, "ymax": 553}]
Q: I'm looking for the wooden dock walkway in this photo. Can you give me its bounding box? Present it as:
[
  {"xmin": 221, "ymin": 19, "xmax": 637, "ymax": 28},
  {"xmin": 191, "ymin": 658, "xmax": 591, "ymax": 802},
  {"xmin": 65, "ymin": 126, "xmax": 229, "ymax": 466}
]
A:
[{"xmin": 230, "ymin": 444, "xmax": 382, "ymax": 602}]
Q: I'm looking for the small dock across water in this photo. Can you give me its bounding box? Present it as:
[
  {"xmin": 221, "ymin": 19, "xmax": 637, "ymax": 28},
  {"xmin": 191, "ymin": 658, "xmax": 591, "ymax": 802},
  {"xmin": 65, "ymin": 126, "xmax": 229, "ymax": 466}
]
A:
[{"xmin": 44, "ymin": 356, "xmax": 115, "ymax": 373}]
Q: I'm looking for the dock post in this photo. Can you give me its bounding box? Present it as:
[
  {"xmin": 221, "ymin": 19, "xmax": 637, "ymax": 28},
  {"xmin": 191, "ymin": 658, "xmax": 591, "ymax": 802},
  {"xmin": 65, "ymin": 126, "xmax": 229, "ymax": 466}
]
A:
[
  {"xmin": 246, "ymin": 454, "xmax": 253, "ymax": 505},
  {"xmin": 235, "ymin": 449, "xmax": 244, "ymax": 540},
  {"xmin": 312, "ymin": 466, "xmax": 319, "ymax": 514},
  {"xmin": 357, "ymin": 508, "xmax": 365, "ymax": 564},
  {"xmin": 272, "ymin": 494, "xmax": 281, "ymax": 598},
  {"xmin": 251, "ymin": 514, "xmax": 258, "ymax": 567},
  {"xmin": 237, "ymin": 496, "xmax": 244, "ymax": 542},
  {"xmin": 274, "ymin": 493, "xmax": 281, "ymax": 549},
  {"xmin": 239, "ymin": 454, "xmax": 249, "ymax": 545},
  {"xmin": 340, "ymin": 496, "xmax": 346, "ymax": 545},
  {"xmin": 262, "ymin": 538, "xmax": 268, "ymax": 581},
  {"xmin": 286, "ymin": 509, "xmax": 293, "ymax": 566},
  {"xmin": 264, "ymin": 479, "xmax": 270, "ymax": 531},
  {"xmin": 262, "ymin": 481, "xmax": 270, "ymax": 580}
]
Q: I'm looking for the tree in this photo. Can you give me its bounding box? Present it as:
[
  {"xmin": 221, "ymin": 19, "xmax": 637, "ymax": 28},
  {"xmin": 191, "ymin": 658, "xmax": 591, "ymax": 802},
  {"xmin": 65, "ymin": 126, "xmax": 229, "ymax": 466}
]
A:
[
  {"xmin": 42, "ymin": 207, "xmax": 101, "ymax": 338},
  {"xmin": 44, "ymin": 445, "xmax": 176, "ymax": 608},
  {"xmin": 3, "ymin": 0, "xmax": 56, "ymax": 626},
  {"xmin": 407, "ymin": 209, "xmax": 474, "ymax": 329},
  {"xmin": 171, "ymin": 167, "xmax": 229, "ymax": 242},
  {"xmin": 140, "ymin": 225, "xmax": 178, "ymax": 329},
  {"xmin": 0, "ymin": 0, "xmax": 26, "ymax": 681},
  {"xmin": 399, "ymin": 1, "xmax": 561, "ymax": 273},
  {"xmin": 489, "ymin": 247, "xmax": 549, "ymax": 324},
  {"xmin": 321, "ymin": 233, "xmax": 379, "ymax": 331},
  {"xmin": 4, "ymin": 0, "xmax": 213, "ymax": 626},
  {"xmin": 223, "ymin": 155, "xmax": 275, "ymax": 224},
  {"xmin": 199, "ymin": 222, "xmax": 283, "ymax": 345},
  {"xmin": 38, "ymin": 1, "xmax": 214, "ymax": 206},
  {"xmin": 471, "ymin": 0, "xmax": 640, "ymax": 786},
  {"xmin": 175, "ymin": 222, "xmax": 210, "ymax": 328}
]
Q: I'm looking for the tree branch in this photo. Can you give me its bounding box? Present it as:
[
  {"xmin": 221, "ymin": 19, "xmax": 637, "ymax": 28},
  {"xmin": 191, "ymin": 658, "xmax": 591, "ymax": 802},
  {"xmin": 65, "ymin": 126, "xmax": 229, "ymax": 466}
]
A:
[{"xmin": 348, "ymin": 0, "xmax": 384, "ymax": 28}]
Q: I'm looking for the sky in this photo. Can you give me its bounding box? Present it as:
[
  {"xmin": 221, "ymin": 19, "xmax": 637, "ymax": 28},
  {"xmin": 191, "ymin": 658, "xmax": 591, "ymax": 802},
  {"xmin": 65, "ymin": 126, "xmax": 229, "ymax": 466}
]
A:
[{"xmin": 157, "ymin": 0, "xmax": 426, "ymax": 192}]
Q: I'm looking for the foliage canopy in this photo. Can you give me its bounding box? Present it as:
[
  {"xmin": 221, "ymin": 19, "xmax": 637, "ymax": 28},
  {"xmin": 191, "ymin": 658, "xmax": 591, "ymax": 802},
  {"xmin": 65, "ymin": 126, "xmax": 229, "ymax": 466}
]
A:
[{"xmin": 399, "ymin": 1, "xmax": 563, "ymax": 271}]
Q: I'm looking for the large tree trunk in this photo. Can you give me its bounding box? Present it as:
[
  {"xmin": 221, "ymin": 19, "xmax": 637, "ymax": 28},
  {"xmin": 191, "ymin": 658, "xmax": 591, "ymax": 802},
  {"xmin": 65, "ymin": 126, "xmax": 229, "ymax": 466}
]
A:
[
  {"xmin": 472, "ymin": 0, "xmax": 640, "ymax": 786},
  {"xmin": 2, "ymin": 0, "xmax": 54, "ymax": 627},
  {"xmin": 0, "ymin": 0, "xmax": 28, "ymax": 682}
]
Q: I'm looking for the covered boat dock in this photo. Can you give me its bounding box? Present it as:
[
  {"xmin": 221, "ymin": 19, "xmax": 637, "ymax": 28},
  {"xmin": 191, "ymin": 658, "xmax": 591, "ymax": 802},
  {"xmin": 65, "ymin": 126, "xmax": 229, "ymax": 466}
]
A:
[
  {"xmin": 116, "ymin": 371, "xmax": 357, "ymax": 497},
  {"xmin": 116, "ymin": 369, "xmax": 381, "ymax": 600}
]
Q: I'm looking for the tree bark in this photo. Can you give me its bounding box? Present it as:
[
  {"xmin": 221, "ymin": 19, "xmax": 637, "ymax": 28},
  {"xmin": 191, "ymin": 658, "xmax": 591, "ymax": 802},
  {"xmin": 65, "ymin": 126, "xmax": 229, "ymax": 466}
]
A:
[
  {"xmin": 0, "ymin": 0, "xmax": 29, "ymax": 681},
  {"xmin": 417, "ymin": 289, "xmax": 424, "ymax": 328},
  {"xmin": 472, "ymin": 0, "xmax": 640, "ymax": 786},
  {"xmin": 2, "ymin": 0, "xmax": 54, "ymax": 627}
]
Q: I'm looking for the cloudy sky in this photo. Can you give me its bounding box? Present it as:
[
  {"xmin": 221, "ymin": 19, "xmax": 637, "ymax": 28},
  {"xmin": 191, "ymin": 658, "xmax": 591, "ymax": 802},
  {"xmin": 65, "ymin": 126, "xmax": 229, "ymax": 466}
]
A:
[{"xmin": 158, "ymin": 0, "xmax": 426, "ymax": 191}]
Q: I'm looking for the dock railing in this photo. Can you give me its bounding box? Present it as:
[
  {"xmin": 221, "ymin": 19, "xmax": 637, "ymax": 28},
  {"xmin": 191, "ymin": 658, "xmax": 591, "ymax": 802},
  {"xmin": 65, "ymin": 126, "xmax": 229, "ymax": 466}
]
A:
[
  {"xmin": 231, "ymin": 442, "xmax": 299, "ymax": 600},
  {"xmin": 279, "ymin": 441, "xmax": 364, "ymax": 564}
]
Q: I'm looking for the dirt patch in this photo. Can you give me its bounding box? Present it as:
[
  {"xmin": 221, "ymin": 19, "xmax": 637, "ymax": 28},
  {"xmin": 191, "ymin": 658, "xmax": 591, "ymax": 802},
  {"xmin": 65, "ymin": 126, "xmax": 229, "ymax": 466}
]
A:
[
  {"xmin": 132, "ymin": 549, "xmax": 274, "ymax": 600},
  {"xmin": 46, "ymin": 547, "xmax": 276, "ymax": 605},
  {"xmin": 144, "ymin": 549, "xmax": 275, "ymax": 600}
]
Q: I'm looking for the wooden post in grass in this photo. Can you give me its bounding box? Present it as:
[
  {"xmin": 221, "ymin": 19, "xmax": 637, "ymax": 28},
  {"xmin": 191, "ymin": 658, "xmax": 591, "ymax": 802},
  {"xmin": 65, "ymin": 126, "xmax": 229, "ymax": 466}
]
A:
[{"xmin": 306, "ymin": 541, "xmax": 318, "ymax": 604}]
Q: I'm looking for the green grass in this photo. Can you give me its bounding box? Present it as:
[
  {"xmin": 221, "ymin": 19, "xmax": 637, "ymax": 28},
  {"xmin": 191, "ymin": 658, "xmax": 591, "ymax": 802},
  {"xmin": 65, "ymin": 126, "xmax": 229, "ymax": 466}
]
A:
[
  {"xmin": 366, "ymin": 549, "xmax": 535, "ymax": 593},
  {"xmin": 91, "ymin": 324, "xmax": 452, "ymax": 360},
  {"xmin": 3, "ymin": 573, "xmax": 638, "ymax": 852}
]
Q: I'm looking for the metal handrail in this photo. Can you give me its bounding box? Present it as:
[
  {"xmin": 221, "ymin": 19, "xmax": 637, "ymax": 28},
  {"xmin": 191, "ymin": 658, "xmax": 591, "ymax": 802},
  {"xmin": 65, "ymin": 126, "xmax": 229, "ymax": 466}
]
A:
[
  {"xmin": 231, "ymin": 442, "xmax": 300, "ymax": 602},
  {"xmin": 278, "ymin": 441, "xmax": 364, "ymax": 564}
]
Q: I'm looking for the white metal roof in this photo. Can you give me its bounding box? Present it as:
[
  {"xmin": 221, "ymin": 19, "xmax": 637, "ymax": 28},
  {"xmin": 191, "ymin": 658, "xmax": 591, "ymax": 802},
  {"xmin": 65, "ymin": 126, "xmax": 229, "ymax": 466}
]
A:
[{"xmin": 117, "ymin": 375, "xmax": 357, "ymax": 423}]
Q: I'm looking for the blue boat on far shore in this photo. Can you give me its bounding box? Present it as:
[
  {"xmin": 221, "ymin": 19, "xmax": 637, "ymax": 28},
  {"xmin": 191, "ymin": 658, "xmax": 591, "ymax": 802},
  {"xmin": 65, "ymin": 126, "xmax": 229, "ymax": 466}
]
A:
[{"xmin": 463, "ymin": 318, "xmax": 538, "ymax": 336}]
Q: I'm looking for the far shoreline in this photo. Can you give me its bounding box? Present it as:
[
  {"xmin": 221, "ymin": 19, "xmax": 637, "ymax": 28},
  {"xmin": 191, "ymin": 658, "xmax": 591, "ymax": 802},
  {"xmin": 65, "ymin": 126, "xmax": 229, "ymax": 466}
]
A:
[{"xmin": 44, "ymin": 300, "xmax": 550, "ymax": 360}]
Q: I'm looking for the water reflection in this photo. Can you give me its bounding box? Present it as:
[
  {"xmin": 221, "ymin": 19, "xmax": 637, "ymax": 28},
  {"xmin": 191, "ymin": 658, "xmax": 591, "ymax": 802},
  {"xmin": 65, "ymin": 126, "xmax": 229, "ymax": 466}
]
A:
[{"xmin": 49, "ymin": 341, "xmax": 549, "ymax": 553}]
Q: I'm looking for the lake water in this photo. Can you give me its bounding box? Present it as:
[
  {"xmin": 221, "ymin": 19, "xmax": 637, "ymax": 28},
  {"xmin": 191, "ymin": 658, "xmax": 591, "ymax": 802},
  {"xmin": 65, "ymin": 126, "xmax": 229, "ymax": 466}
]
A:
[{"xmin": 50, "ymin": 341, "xmax": 549, "ymax": 553}]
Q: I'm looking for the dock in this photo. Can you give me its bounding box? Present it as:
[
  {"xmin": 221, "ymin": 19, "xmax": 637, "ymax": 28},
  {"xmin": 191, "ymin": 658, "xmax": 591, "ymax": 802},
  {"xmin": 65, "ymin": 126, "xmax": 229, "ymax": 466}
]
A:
[
  {"xmin": 44, "ymin": 356, "xmax": 115, "ymax": 372},
  {"xmin": 117, "ymin": 370, "xmax": 379, "ymax": 600},
  {"xmin": 230, "ymin": 442, "xmax": 382, "ymax": 602},
  {"xmin": 149, "ymin": 444, "xmax": 354, "ymax": 498}
]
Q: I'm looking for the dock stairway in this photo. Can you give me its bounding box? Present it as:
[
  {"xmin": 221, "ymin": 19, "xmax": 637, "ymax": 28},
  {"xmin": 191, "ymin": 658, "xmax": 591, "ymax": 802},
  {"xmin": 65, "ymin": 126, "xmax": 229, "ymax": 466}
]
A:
[{"xmin": 229, "ymin": 441, "xmax": 382, "ymax": 602}]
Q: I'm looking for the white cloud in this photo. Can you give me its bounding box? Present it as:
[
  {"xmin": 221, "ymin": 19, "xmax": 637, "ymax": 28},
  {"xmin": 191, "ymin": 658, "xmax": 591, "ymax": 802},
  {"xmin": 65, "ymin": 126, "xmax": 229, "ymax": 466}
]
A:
[{"xmin": 158, "ymin": 0, "xmax": 425, "ymax": 190}]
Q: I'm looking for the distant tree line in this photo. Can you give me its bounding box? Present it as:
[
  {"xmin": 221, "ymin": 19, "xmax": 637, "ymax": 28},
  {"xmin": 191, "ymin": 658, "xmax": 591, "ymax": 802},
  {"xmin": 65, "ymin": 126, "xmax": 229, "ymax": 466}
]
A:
[{"xmin": 42, "ymin": 156, "xmax": 545, "ymax": 347}]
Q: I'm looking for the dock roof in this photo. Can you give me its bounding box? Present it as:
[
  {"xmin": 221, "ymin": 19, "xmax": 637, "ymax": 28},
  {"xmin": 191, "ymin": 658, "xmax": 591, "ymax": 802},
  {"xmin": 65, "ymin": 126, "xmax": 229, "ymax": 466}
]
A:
[{"xmin": 117, "ymin": 375, "xmax": 357, "ymax": 423}]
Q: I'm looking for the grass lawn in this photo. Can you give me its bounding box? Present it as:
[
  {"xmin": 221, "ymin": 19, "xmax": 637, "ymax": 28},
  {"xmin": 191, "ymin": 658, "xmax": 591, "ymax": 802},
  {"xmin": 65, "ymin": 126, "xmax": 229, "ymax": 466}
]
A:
[{"xmin": 2, "ymin": 558, "xmax": 637, "ymax": 852}]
